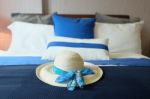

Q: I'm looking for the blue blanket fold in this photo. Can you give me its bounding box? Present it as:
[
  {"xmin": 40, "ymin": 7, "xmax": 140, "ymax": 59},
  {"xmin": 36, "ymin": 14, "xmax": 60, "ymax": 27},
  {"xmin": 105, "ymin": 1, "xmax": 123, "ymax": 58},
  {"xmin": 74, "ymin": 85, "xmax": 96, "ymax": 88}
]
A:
[{"xmin": 0, "ymin": 57, "xmax": 150, "ymax": 66}]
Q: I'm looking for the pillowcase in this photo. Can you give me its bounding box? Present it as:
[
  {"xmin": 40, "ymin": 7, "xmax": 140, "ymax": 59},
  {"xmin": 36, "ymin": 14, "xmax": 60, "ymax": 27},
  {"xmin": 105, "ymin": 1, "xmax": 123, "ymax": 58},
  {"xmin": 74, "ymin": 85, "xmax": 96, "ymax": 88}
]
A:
[
  {"xmin": 52, "ymin": 13, "xmax": 96, "ymax": 39},
  {"xmin": 96, "ymin": 13, "xmax": 140, "ymax": 23},
  {"xmin": 11, "ymin": 13, "xmax": 52, "ymax": 24},
  {"xmin": 94, "ymin": 21, "xmax": 144, "ymax": 54},
  {"xmin": 42, "ymin": 37, "xmax": 109, "ymax": 60},
  {"xmin": 7, "ymin": 22, "xmax": 54, "ymax": 55}
]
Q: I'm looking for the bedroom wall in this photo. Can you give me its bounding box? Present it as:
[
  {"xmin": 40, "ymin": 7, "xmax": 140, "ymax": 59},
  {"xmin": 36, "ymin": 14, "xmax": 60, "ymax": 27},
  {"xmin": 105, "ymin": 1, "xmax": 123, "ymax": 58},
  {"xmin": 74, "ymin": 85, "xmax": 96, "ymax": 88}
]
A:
[
  {"xmin": 43, "ymin": 0, "xmax": 150, "ymax": 57},
  {"xmin": 0, "ymin": 0, "xmax": 42, "ymax": 17}
]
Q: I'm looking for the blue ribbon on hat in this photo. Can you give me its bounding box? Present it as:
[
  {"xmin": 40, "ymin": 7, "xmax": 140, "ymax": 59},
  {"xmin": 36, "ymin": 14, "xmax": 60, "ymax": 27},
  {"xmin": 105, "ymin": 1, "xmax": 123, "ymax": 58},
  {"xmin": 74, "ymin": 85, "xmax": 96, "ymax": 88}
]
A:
[{"xmin": 52, "ymin": 66, "xmax": 94, "ymax": 91}]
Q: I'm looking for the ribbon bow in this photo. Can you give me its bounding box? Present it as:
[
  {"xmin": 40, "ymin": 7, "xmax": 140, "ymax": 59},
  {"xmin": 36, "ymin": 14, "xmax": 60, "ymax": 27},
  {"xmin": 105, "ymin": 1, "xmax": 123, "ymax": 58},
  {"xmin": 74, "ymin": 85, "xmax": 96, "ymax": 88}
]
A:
[{"xmin": 52, "ymin": 66, "xmax": 94, "ymax": 91}]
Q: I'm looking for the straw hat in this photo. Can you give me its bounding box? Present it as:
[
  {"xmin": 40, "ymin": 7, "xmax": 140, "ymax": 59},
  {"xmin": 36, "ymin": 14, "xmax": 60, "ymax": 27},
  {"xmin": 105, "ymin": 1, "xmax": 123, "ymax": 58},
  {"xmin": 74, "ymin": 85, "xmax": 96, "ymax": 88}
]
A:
[{"xmin": 36, "ymin": 51, "xmax": 103, "ymax": 90}]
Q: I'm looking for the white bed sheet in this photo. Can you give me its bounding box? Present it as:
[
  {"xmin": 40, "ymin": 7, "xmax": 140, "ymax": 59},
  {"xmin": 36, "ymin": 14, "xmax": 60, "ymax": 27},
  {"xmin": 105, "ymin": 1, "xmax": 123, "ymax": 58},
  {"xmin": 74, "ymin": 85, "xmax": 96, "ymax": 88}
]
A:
[
  {"xmin": 0, "ymin": 50, "xmax": 149, "ymax": 58},
  {"xmin": 109, "ymin": 52, "xmax": 149, "ymax": 59},
  {"xmin": 0, "ymin": 50, "xmax": 43, "ymax": 56}
]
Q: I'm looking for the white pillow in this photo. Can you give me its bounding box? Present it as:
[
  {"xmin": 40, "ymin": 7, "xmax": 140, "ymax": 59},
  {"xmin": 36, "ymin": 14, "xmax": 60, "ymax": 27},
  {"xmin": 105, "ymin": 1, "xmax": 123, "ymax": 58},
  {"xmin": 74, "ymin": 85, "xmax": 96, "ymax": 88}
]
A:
[
  {"xmin": 8, "ymin": 22, "xmax": 54, "ymax": 55},
  {"xmin": 94, "ymin": 21, "xmax": 144, "ymax": 54},
  {"xmin": 42, "ymin": 37, "xmax": 110, "ymax": 60}
]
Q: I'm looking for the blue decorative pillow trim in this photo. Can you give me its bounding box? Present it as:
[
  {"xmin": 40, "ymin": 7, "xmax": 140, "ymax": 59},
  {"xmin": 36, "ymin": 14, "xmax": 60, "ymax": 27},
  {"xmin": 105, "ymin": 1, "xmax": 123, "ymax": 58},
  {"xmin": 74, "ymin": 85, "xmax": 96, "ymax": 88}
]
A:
[{"xmin": 47, "ymin": 41, "xmax": 108, "ymax": 50}]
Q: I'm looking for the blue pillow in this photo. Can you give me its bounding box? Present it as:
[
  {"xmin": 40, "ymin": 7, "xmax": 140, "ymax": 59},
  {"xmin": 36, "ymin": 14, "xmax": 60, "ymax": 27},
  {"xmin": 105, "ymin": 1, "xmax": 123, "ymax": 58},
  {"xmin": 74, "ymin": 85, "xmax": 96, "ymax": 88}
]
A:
[{"xmin": 52, "ymin": 14, "xmax": 96, "ymax": 39}]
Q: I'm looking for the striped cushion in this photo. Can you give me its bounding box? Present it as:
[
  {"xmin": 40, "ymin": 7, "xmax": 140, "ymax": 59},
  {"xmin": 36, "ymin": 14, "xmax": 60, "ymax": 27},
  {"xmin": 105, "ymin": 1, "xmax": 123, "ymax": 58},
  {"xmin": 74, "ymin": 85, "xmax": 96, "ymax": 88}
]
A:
[{"xmin": 42, "ymin": 37, "xmax": 109, "ymax": 60}]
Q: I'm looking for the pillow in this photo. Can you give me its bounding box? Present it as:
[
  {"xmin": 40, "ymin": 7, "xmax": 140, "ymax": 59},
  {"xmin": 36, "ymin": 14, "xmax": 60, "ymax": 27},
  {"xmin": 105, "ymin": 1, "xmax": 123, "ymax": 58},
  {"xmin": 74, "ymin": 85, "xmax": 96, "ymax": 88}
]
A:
[
  {"xmin": 11, "ymin": 13, "xmax": 52, "ymax": 24},
  {"xmin": 7, "ymin": 22, "xmax": 54, "ymax": 55},
  {"xmin": 94, "ymin": 21, "xmax": 144, "ymax": 54},
  {"xmin": 96, "ymin": 13, "xmax": 140, "ymax": 23},
  {"xmin": 52, "ymin": 13, "xmax": 96, "ymax": 39},
  {"xmin": 42, "ymin": 37, "xmax": 109, "ymax": 60}
]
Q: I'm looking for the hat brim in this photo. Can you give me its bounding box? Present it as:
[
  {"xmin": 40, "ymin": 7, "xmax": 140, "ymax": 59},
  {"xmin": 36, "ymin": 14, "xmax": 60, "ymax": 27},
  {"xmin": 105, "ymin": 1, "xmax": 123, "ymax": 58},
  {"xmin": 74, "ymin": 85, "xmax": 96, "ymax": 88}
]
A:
[{"xmin": 36, "ymin": 62, "xmax": 103, "ymax": 87}]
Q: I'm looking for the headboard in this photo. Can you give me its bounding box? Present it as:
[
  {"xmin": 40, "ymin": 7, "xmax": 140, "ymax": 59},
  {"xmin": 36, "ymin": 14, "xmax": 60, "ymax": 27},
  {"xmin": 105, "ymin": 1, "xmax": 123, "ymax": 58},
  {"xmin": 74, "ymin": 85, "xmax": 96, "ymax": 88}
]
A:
[
  {"xmin": 59, "ymin": 14, "xmax": 130, "ymax": 19},
  {"xmin": 11, "ymin": 13, "xmax": 130, "ymax": 19}
]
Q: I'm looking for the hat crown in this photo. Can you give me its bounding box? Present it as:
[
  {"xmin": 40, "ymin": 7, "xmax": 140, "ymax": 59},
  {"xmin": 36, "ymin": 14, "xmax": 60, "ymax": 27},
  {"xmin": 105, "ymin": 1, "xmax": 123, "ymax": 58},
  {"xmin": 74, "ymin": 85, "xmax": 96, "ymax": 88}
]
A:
[{"xmin": 54, "ymin": 51, "xmax": 84, "ymax": 71}]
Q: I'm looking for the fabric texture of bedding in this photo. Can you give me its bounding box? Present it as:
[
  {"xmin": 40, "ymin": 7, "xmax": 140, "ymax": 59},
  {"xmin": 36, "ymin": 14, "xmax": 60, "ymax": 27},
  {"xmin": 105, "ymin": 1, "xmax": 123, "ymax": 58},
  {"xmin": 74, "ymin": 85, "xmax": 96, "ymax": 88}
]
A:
[
  {"xmin": 42, "ymin": 37, "xmax": 109, "ymax": 60},
  {"xmin": 7, "ymin": 22, "xmax": 54, "ymax": 55},
  {"xmin": 0, "ymin": 50, "xmax": 48, "ymax": 65},
  {"xmin": 94, "ymin": 21, "xmax": 144, "ymax": 54},
  {"xmin": 11, "ymin": 13, "xmax": 52, "ymax": 25},
  {"xmin": 52, "ymin": 13, "xmax": 96, "ymax": 39},
  {"xmin": 0, "ymin": 50, "xmax": 149, "ymax": 66},
  {"xmin": 96, "ymin": 13, "xmax": 140, "ymax": 23},
  {"xmin": 0, "ymin": 65, "xmax": 150, "ymax": 99},
  {"xmin": 0, "ymin": 51, "xmax": 150, "ymax": 99},
  {"xmin": 0, "ymin": 56, "xmax": 48, "ymax": 65},
  {"xmin": 109, "ymin": 52, "xmax": 149, "ymax": 59},
  {"xmin": 0, "ymin": 57, "xmax": 150, "ymax": 66}
]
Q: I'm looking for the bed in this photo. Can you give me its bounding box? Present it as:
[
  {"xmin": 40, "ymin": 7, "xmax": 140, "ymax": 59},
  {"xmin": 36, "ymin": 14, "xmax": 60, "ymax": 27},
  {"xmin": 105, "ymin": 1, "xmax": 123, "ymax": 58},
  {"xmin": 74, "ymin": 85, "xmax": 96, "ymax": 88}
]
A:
[{"xmin": 0, "ymin": 13, "xmax": 150, "ymax": 99}]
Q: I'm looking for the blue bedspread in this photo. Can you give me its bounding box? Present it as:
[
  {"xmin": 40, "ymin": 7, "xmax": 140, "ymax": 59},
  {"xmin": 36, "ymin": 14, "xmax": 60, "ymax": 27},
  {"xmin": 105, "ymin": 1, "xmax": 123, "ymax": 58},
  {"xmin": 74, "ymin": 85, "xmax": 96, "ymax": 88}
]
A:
[
  {"xmin": 0, "ymin": 65, "xmax": 150, "ymax": 99},
  {"xmin": 0, "ymin": 57, "xmax": 150, "ymax": 66}
]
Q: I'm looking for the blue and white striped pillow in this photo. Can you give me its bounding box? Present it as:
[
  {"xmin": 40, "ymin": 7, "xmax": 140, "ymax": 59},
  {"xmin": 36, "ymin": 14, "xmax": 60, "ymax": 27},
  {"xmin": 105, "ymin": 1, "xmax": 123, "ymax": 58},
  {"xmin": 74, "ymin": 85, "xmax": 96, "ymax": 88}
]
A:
[{"xmin": 42, "ymin": 37, "xmax": 109, "ymax": 60}]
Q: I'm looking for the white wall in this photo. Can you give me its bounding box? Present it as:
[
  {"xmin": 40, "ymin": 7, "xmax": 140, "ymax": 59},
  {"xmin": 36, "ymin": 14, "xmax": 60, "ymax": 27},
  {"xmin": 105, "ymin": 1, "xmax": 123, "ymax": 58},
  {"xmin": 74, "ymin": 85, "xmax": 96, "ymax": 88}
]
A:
[
  {"xmin": 0, "ymin": 0, "xmax": 42, "ymax": 17},
  {"xmin": 45, "ymin": 0, "xmax": 150, "ymax": 56}
]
